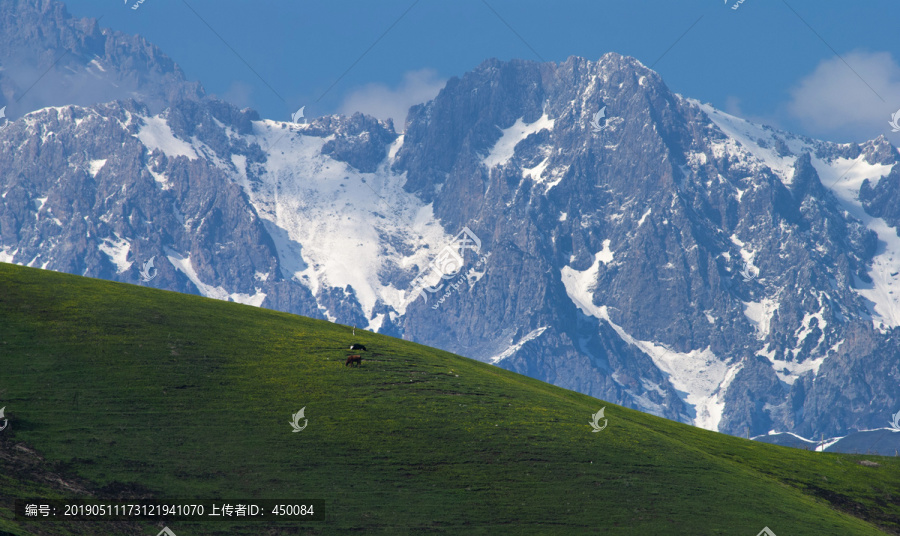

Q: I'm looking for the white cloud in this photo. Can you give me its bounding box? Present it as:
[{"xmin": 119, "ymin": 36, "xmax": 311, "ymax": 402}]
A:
[
  {"xmin": 338, "ymin": 69, "xmax": 445, "ymax": 131},
  {"xmin": 786, "ymin": 50, "xmax": 900, "ymax": 141}
]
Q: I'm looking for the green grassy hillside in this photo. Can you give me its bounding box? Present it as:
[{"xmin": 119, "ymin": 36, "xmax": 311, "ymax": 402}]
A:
[{"xmin": 1, "ymin": 262, "xmax": 899, "ymax": 535}]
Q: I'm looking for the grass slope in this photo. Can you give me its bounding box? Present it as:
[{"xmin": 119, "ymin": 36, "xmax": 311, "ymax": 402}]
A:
[{"xmin": 1, "ymin": 262, "xmax": 899, "ymax": 535}]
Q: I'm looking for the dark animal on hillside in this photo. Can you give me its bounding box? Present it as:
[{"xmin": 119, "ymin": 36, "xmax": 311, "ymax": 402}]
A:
[
  {"xmin": 349, "ymin": 344, "xmax": 367, "ymax": 351},
  {"xmin": 345, "ymin": 355, "xmax": 362, "ymax": 367}
]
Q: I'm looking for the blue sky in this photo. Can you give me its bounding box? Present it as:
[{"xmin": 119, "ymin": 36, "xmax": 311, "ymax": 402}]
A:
[{"xmin": 64, "ymin": 0, "xmax": 900, "ymax": 142}]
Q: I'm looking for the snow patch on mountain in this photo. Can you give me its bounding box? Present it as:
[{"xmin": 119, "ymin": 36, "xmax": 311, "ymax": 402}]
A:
[
  {"xmin": 731, "ymin": 237, "xmax": 758, "ymax": 272},
  {"xmin": 793, "ymin": 308, "xmax": 826, "ymax": 358},
  {"xmin": 99, "ymin": 234, "xmax": 132, "ymax": 274},
  {"xmin": 812, "ymin": 155, "xmax": 898, "ymax": 330},
  {"xmin": 608, "ymin": 322, "xmax": 738, "ymax": 431},
  {"xmin": 596, "ymin": 239, "xmax": 614, "ymax": 264},
  {"xmin": 490, "ymin": 326, "xmax": 548, "ymax": 364},
  {"xmin": 137, "ymin": 116, "xmax": 198, "ymax": 160},
  {"xmin": 815, "ymin": 435, "xmax": 845, "ymax": 452},
  {"xmin": 559, "ymin": 241, "xmax": 613, "ymax": 298},
  {"xmin": 600, "ymin": 307, "xmax": 737, "ymax": 431},
  {"xmin": 693, "ymin": 100, "xmax": 797, "ymax": 184},
  {"xmin": 765, "ymin": 351, "xmax": 827, "ymax": 385},
  {"xmin": 627, "ymin": 379, "xmax": 667, "ymax": 416},
  {"xmin": 483, "ymin": 113, "xmax": 554, "ymax": 169},
  {"xmin": 88, "ymin": 58, "xmax": 106, "ymax": 73},
  {"xmin": 761, "ymin": 431, "xmax": 820, "ymax": 444},
  {"xmin": 240, "ymin": 120, "xmax": 450, "ymax": 321},
  {"xmin": 743, "ymin": 298, "xmax": 778, "ymax": 339},
  {"xmin": 0, "ymin": 246, "xmax": 18, "ymax": 263},
  {"xmin": 89, "ymin": 159, "xmax": 106, "ymax": 177},
  {"xmin": 561, "ymin": 258, "xmax": 738, "ymax": 431},
  {"xmin": 146, "ymin": 165, "xmax": 171, "ymax": 189},
  {"xmin": 522, "ymin": 157, "xmax": 550, "ymax": 182},
  {"xmin": 388, "ymin": 135, "xmax": 404, "ymax": 159},
  {"xmin": 165, "ymin": 248, "xmax": 266, "ymax": 306},
  {"xmin": 637, "ymin": 207, "xmax": 651, "ymax": 227}
]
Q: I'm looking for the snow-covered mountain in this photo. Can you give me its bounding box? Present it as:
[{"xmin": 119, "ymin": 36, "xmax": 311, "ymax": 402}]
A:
[
  {"xmin": 0, "ymin": 0, "xmax": 204, "ymax": 122},
  {"xmin": 2, "ymin": 1, "xmax": 900, "ymax": 442}
]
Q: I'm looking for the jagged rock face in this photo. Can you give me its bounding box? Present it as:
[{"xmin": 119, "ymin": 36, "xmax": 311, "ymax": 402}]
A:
[
  {"xmin": 1, "ymin": 8, "xmax": 900, "ymax": 441},
  {"xmin": 0, "ymin": 100, "xmax": 319, "ymax": 319},
  {"xmin": 0, "ymin": 0, "xmax": 204, "ymax": 121},
  {"xmin": 393, "ymin": 54, "xmax": 900, "ymax": 435}
]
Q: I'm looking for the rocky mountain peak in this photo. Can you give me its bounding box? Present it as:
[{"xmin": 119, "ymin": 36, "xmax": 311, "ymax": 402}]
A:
[{"xmin": 0, "ymin": 0, "xmax": 204, "ymax": 120}]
